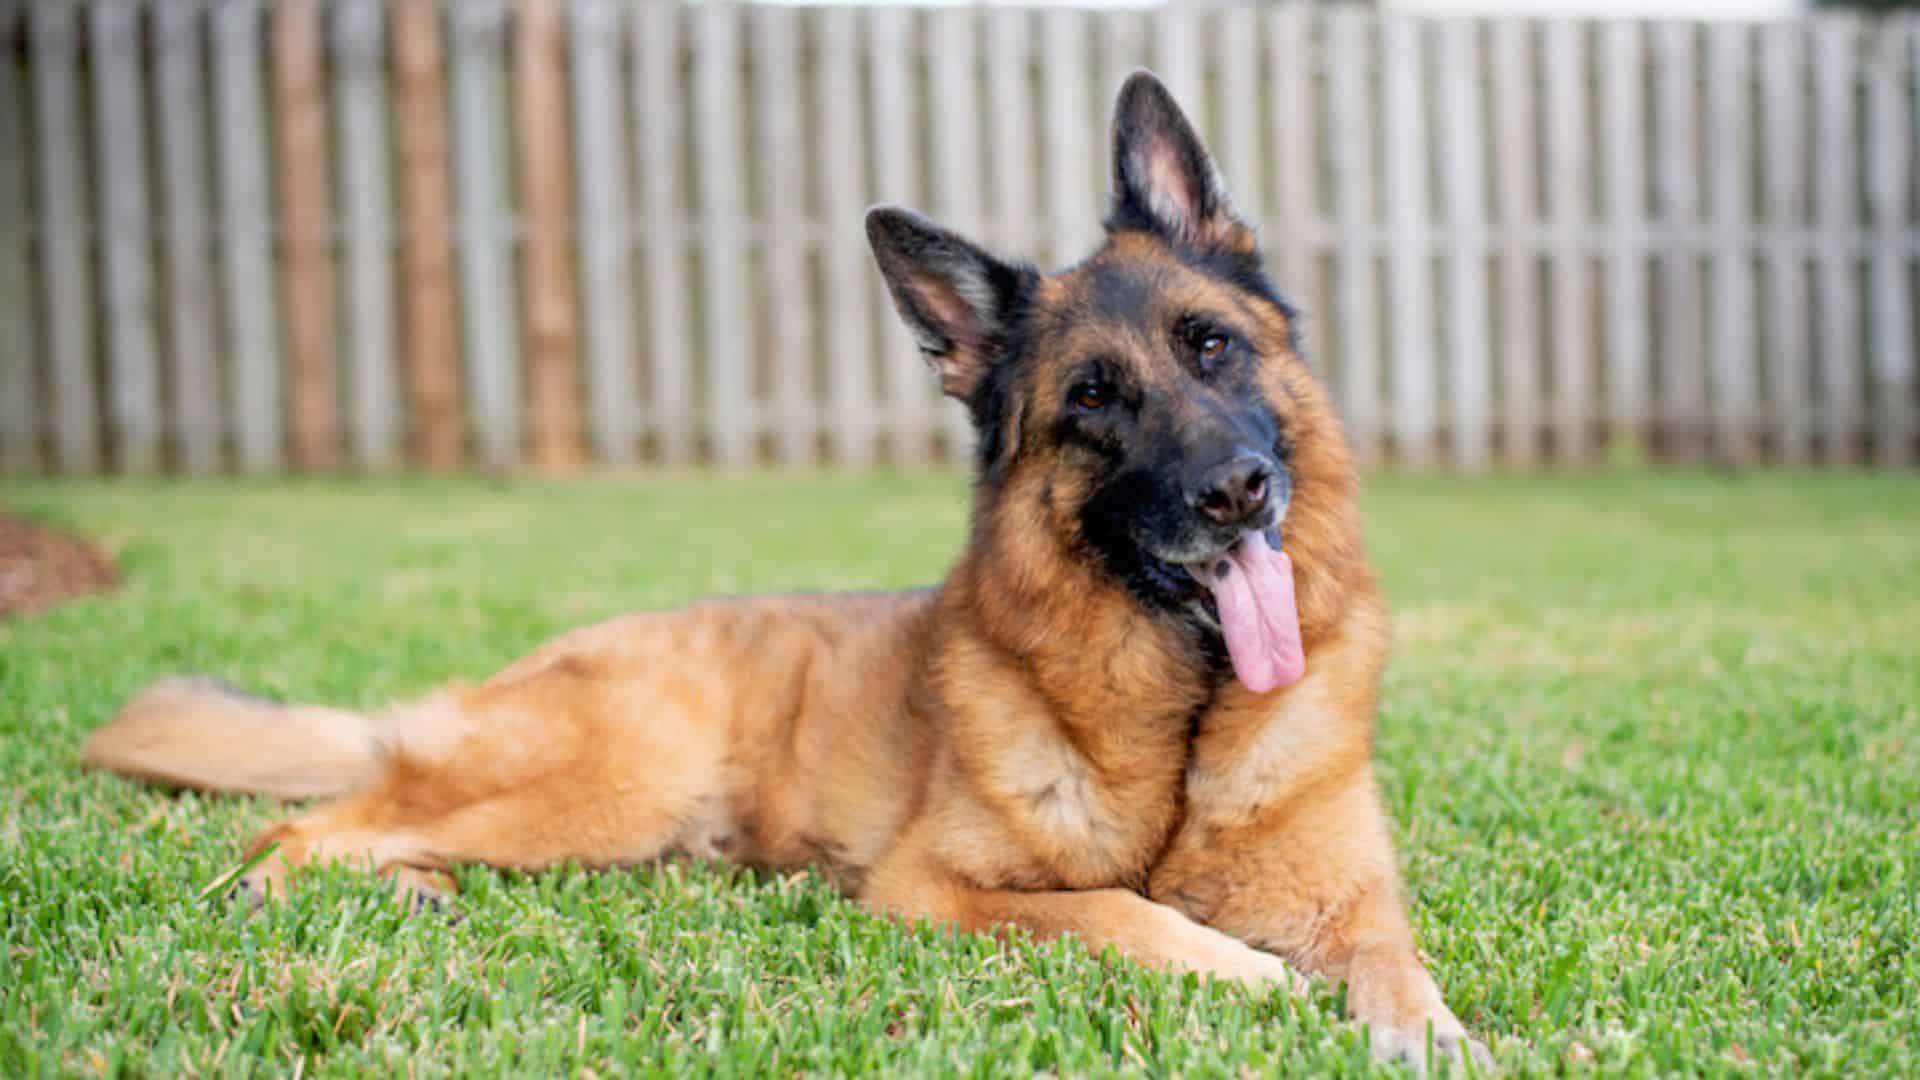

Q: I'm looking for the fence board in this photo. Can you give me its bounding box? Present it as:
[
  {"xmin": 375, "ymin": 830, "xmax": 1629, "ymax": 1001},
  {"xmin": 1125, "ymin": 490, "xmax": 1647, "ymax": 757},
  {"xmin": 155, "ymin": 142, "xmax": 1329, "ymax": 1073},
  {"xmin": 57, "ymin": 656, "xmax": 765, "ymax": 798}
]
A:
[
  {"xmin": 1382, "ymin": 17, "xmax": 1436, "ymax": 467},
  {"xmin": 1760, "ymin": 25, "xmax": 1812, "ymax": 466},
  {"xmin": 392, "ymin": 0, "xmax": 464, "ymax": 469},
  {"xmin": 1707, "ymin": 23, "xmax": 1759, "ymax": 465},
  {"xmin": 987, "ymin": 9, "xmax": 1036, "ymax": 259},
  {"xmin": 752, "ymin": 5, "xmax": 816, "ymax": 465},
  {"xmin": 1267, "ymin": 5, "xmax": 1316, "ymax": 326},
  {"xmin": 818, "ymin": 8, "xmax": 876, "ymax": 467},
  {"xmin": 691, "ymin": 2, "xmax": 750, "ymax": 466},
  {"xmin": 1216, "ymin": 4, "xmax": 1263, "ymax": 219},
  {"xmin": 212, "ymin": 0, "xmax": 281, "ymax": 472},
  {"xmin": 1653, "ymin": 21, "xmax": 1707, "ymax": 462},
  {"xmin": 1489, "ymin": 20, "xmax": 1539, "ymax": 467},
  {"xmin": 1600, "ymin": 20, "xmax": 1652, "ymax": 456},
  {"xmin": 153, "ymin": 1, "xmax": 223, "ymax": 473},
  {"xmin": 1436, "ymin": 19, "xmax": 1492, "ymax": 473},
  {"xmin": 449, "ymin": 0, "xmax": 520, "ymax": 470},
  {"xmin": 91, "ymin": 0, "xmax": 162, "ymax": 472},
  {"xmin": 31, "ymin": 2, "xmax": 97, "ymax": 473},
  {"xmin": 0, "ymin": 0, "xmax": 39, "ymax": 473},
  {"xmin": 1812, "ymin": 19, "xmax": 1861, "ymax": 463},
  {"xmin": 1098, "ymin": 9, "xmax": 1147, "ymax": 128},
  {"xmin": 570, "ymin": 0, "xmax": 638, "ymax": 466},
  {"xmin": 633, "ymin": 1, "xmax": 693, "ymax": 464},
  {"xmin": 517, "ymin": 0, "xmax": 584, "ymax": 470},
  {"xmin": 927, "ymin": 5, "xmax": 981, "ymax": 463},
  {"xmin": 1542, "ymin": 20, "xmax": 1593, "ymax": 463},
  {"xmin": 1152, "ymin": 4, "xmax": 1204, "ymax": 138},
  {"xmin": 1327, "ymin": 10, "xmax": 1380, "ymax": 464},
  {"xmin": 1864, "ymin": 22, "xmax": 1915, "ymax": 465},
  {"xmin": 1043, "ymin": 9, "xmax": 1096, "ymax": 267},
  {"xmin": 869, "ymin": 6, "xmax": 933, "ymax": 463},
  {"xmin": 334, "ymin": 0, "xmax": 401, "ymax": 470},
  {"xmin": 273, "ymin": 0, "xmax": 341, "ymax": 471}
]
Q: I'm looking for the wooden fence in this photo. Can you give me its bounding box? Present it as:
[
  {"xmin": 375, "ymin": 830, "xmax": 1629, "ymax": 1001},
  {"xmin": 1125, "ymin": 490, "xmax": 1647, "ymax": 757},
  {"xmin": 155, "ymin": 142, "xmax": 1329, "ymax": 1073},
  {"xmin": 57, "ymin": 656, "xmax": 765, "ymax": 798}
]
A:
[{"xmin": 1, "ymin": 1, "xmax": 1916, "ymax": 474}]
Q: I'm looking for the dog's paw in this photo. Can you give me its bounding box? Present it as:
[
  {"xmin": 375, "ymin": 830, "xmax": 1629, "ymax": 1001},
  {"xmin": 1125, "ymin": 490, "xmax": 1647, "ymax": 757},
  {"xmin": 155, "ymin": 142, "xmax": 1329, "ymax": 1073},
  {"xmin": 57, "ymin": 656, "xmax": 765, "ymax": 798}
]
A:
[{"xmin": 1371, "ymin": 1023, "xmax": 1492, "ymax": 1074}]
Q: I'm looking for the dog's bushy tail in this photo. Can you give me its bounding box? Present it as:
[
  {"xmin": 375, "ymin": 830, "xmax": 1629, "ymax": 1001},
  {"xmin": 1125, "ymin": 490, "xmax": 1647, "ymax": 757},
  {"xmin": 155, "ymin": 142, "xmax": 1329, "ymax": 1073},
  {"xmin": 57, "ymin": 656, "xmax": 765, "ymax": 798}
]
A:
[{"xmin": 82, "ymin": 677, "xmax": 379, "ymax": 799}]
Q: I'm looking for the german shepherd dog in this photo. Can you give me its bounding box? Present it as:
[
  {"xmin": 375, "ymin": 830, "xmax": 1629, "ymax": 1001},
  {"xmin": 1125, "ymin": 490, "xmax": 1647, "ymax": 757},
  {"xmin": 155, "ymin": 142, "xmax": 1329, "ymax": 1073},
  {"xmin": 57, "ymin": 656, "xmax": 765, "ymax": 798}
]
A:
[{"xmin": 85, "ymin": 73, "xmax": 1485, "ymax": 1068}]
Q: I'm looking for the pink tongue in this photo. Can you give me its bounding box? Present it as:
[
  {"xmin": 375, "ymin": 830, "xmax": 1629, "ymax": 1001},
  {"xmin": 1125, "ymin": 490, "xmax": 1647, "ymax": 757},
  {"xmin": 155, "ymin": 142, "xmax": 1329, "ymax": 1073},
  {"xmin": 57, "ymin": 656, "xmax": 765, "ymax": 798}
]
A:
[{"xmin": 1199, "ymin": 535, "xmax": 1305, "ymax": 693}]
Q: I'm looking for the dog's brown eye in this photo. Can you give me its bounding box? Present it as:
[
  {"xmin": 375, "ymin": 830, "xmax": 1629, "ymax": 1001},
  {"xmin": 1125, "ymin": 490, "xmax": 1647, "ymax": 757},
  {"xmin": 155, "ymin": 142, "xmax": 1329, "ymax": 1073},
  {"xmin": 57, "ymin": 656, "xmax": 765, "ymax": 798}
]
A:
[
  {"xmin": 1071, "ymin": 383, "xmax": 1110, "ymax": 410},
  {"xmin": 1199, "ymin": 334, "xmax": 1229, "ymax": 362}
]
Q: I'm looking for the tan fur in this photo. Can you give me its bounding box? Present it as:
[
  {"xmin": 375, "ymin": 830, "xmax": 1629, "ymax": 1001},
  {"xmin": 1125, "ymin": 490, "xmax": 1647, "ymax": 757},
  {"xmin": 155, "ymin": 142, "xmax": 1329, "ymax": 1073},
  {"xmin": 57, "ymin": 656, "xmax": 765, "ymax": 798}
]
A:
[{"xmin": 83, "ymin": 79, "xmax": 1484, "ymax": 1068}]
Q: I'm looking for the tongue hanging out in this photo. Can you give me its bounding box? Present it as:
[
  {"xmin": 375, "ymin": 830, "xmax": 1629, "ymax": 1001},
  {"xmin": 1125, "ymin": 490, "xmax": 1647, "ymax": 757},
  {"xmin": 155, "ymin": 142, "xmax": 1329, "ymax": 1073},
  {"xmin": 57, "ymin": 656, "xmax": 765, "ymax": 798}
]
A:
[{"xmin": 1189, "ymin": 531, "xmax": 1306, "ymax": 693}]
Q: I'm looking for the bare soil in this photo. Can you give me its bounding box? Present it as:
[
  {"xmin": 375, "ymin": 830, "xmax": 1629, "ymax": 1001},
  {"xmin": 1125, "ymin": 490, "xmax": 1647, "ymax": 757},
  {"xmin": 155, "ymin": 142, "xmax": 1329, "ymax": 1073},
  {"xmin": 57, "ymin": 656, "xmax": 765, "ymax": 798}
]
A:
[{"xmin": 0, "ymin": 510, "xmax": 117, "ymax": 618}]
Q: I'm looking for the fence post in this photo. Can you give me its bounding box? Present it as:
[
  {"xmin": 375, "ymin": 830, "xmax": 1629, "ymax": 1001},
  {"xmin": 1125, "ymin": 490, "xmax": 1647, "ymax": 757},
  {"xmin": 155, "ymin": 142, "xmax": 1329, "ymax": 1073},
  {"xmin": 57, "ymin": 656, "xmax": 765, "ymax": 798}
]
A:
[
  {"xmin": 0, "ymin": 0, "xmax": 39, "ymax": 474},
  {"xmin": 449, "ymin": 0, "xmax": 521, "ymax": 470},
  {"xmin": 1542, "ymin": 19, "xmax": 1594, "ymax": 464},
  {"xmin": 1707, "ymin": 23, "xmax": 1760, "ymax": 465},
  {"xmin": 818, "ymin": 7, "xmax": 877, "ymax": 467},
  {"xmin": 1863, "ymin": 21, "xmax": 1915, "ymax": 466},
  {"xmin": 633, "ymin": 1, "xmax": 693, "ymax": 464},
  {"xmin": 153, "ymin": 0, "xmax": 224, "ymax": 474},
  {"xmin": 1327, "ymin": 9, "xmax": 1380, "ymax": 465},
  {"xmin": 516, "ymin": 0, "xmax": 586, "ymax": 471},
  {"xmin": 334, "ymin": 0, "xmax": 403, "ymax": 470},
  {"xmin": 1600, "ymin": 20, "xmax": 1652, "ymax": 460},
  {"xmin": 869, "ymin": 5, "xmax": 933, "ymax": 464},
  {"xmin": 1759, "ymin": 25, "xmax": 1813, "ymax": 467},
  {"xmin": 212, "ymin": 0, "xmax": 283, "ymax": 472},
  {"xmin": 570, "ymin": 0, "xmax": 640, "ymax": 467},
  {"xmin": 690, "ymin": 2, "xmax": 752, "ymax": 467},
  {"xmin": 1436, "ymin": 19, "xmax": 1493, "ymax": 474},
  {"xmin": 90, "ymin": 0, "xmax": 162, "ymax": 473},
  {"xmin": 274, "ymin": 0, "xmax": 342, "ymax": 471},
  {"xmin": 752, "ymin": 4, "xmax": 816, "ymax": 466},
  {"xmin": 927, "ymin": 4, "xmax": 983, "ymax": 464},
  {"xmin": 1653, "ymin": 22, "xmax": 1708, "ymax": 462},
  {"xmin": 1382, "ymin": 16, "xmax": 1437, "ymax": 468},
  {"xmin": 392, "ymin": 0, "xmax": 466, "ymax": 469},
  {"xmin": 1811, "ymin": 19, "xmax": 1862, "ymax": 463},
  {"xmin": 32, "ymin": 1, "xmax": 99, "ymax": 474}
]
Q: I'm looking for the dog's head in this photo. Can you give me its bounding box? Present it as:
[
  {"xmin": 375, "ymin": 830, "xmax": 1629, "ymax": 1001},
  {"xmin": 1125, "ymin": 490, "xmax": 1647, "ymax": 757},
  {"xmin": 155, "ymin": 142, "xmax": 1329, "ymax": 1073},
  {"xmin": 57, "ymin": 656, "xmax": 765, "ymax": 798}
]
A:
[{"xmin": 869, "ymin": 72, "xmax": 1345, "ymax": 693}]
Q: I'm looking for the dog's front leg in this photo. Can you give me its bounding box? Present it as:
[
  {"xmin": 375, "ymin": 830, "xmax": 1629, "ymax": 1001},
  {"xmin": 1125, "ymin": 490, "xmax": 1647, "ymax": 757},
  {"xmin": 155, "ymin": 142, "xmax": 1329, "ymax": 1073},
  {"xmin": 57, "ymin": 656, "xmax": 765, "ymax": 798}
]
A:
[
  {"xmin": 1149, "ymin": 772, "xmax": 1488, "ymax": 1071},
  {"xmin": 860, "ymin": 854, "xmax": 1306, "ymax": 993}
]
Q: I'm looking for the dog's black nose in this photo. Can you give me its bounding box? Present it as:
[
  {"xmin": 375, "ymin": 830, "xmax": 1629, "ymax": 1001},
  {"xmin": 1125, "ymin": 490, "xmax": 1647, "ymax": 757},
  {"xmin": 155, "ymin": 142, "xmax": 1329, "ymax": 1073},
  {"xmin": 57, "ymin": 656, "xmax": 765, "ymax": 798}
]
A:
[{"xmin": 1190, "ymin": 454, "xmax": 1272, "ymax": 527}]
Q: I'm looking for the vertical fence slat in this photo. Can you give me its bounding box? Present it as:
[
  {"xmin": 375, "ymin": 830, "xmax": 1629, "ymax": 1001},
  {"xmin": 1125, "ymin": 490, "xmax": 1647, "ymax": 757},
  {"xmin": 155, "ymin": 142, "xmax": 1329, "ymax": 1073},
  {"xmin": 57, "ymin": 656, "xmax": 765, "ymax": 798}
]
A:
[
  {"xmin": 1043, "ymin": 9, "xmax": 1095, "ymax": 267},
  {"xmin": 31, "ymin": 2, "xmax": 98, "ymax": 473},
  {"xmin": 1437, "ymin": 20, "xmax": 1492, "ymax": 473},
  {"xmin": 928, "ymin": 5, "xmax": 981, "ymax": 464},
  {"xmin": 986, "ymin": 9, "xmax": 1036, "ymax": 259},
  {"xmin": 633, "ymin": 2, "xmax": 692, "ymax": 464},
  {"xmin": 1098, "ymin": 9, "xmax": 1147, "ymax": 121},
  {"xmin": 1543, "ymin": 19, "xmax": 1594, "ymax": 464},
  {"xmin": 1601, "ymin": 21, "xmax": 1652, "ymax": 458},
  {"xmin": 1864, "ymin": 21, "xmax": 1915, "ymax": 466},
  {"xmin": 1382, "ymin": 17, "xmax": 1436, "ymax": 467},
  {"xmin": 91, "ymin": 0, "xmax": 161, "ymax": 472},
  {"xmin": 1152, "ymin": 4, "xmax": 1203, "ymax": 135},
  {"xmin": 569, "ymin": 0, "xmax": 637, "ymax": 466},
  {"xmin": 691, "ymin": 2, "xmax": 750, "ymax": 466},
  {"xmin": 1267, "ymin": 5, "xmax": 1317, "ymax": 326},
  {"xmin": 1654, "ymin": 22, "xmax": 1707, "ymax": 463},
  {"xmin": 0, "ymin": 0, "xmax": 39, "ymax": 473},
  {"xmin": 1489, "ymin": 20, "xmax": 1539, "ymax": 467},
  {"xmin": 869, "ymin": 6, "xmax": 932, "ymax": 463},
  {"xmin": 392, "ymin": 0, "xmax": 464, "ymax": 469},
  {"xmin": 334, "ymin": 0, "xmax": 401, "ymax": 470},
  {"xmin": 212, "ymin": 0, "xmax": 281, "ymax": 472},
  {"xmin": 1327, "ymin": 10, "xmax": 1380, "ymax": 465},
  {"xmin": 818, "ymin": 8, "xmax": 876, "ymax": 467},
  {"xmin": 1760, "ymin": 25, "xmax": 1812, "ymax": 466},
  {"xmin": 752, "ymin": 5, "xmax": 815, "ymax": 466},
  {"xmin": 449, "ymin": 0, "xmax": 520, "ymax": 469},
  {"xmin": 1216, "ymin": 4, "xmax": 1263, "ymax": 220},
  {"xmin": 153, "ymin": 1, "xmax": 223, "ymax": 474},
  {"xmin": 516, "ymin": 0, "xmax": 584, "ymax": 470},
  {"xmin": 1707, "ymin": 23, "xmax": 1759, "ymax": 465},
  {"xmin": 273, "ymin": 0, "xmax": 341, "ymax": 471},
  {"xmin": 1812, "ymin": 19, "xmax": 1862, "ymax": 464}
]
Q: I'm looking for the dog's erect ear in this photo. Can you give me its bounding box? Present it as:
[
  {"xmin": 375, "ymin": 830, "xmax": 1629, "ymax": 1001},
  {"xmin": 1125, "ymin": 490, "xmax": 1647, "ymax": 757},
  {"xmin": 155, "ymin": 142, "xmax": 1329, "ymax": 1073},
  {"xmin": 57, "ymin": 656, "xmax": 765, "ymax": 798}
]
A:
[
  {"xmin": 866, "ymin": 206, "xmax": 1036, "ymax": 402},
  {"xmin": 1107, "ymin": 71, "xmax": 1251, "ymax": 251}
]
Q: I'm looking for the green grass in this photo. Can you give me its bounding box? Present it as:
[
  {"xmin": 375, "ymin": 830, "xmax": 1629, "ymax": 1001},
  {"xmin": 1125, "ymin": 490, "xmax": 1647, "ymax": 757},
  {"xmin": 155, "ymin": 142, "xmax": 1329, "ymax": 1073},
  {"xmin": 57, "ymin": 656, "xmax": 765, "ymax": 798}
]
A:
[{"xmin": 2, "ymin": 471, "xmax": 1916, "ymax": 1077}]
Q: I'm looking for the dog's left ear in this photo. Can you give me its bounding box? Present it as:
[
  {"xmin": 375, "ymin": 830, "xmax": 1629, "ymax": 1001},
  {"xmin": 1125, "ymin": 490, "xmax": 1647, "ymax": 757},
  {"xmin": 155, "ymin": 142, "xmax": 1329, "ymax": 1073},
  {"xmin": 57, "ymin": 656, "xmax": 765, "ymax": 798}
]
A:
[
  {"xmin": 1107, "ymin": 71, "xmax": 1253, "ymax": 253},
  {"xmin": 866, "ymin": 206, "xmax": 1036, "ymax": 402}
]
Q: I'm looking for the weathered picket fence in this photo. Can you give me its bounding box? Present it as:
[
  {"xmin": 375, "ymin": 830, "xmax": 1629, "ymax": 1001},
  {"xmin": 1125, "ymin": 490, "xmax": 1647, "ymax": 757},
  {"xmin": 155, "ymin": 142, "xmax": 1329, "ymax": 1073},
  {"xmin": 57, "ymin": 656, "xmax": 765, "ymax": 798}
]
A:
[{"xmin": 1, "ymin": 0, "xmax": 1916, "ymax": 474}]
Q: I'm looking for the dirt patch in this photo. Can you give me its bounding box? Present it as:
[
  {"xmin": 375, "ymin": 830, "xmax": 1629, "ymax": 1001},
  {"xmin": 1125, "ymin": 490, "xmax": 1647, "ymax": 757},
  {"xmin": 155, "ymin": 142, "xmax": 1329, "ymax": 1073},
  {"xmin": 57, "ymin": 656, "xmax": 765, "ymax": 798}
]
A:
[{"xmin": 0, "ymin": 510, "xmax": 118, "ymax": 618}]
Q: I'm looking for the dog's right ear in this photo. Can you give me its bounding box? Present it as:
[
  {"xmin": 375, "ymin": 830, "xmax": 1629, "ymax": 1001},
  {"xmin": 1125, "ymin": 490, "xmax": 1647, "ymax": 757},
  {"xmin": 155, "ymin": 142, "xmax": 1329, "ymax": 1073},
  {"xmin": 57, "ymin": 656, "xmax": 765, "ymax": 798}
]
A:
[{"xmin": 866, "ymin": 206, "xmax": 1036, "ymax": 402}]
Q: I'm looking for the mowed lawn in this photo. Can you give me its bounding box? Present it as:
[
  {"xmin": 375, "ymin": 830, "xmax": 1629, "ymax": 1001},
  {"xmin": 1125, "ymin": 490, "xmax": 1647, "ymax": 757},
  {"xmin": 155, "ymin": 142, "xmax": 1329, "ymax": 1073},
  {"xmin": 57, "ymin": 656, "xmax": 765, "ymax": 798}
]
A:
[{"xmin": 2, "ymin": 472, "xmax": 1915, "ymax": 1077}]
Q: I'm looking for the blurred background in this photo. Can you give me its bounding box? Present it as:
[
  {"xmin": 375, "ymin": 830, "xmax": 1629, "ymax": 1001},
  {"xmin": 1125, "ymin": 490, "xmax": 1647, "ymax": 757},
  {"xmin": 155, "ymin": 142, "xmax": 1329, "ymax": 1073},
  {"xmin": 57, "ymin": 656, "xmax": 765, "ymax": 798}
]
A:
[{"xmin": 0, "ymin": 0, "xmax": 1915, "ymax": 477}]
